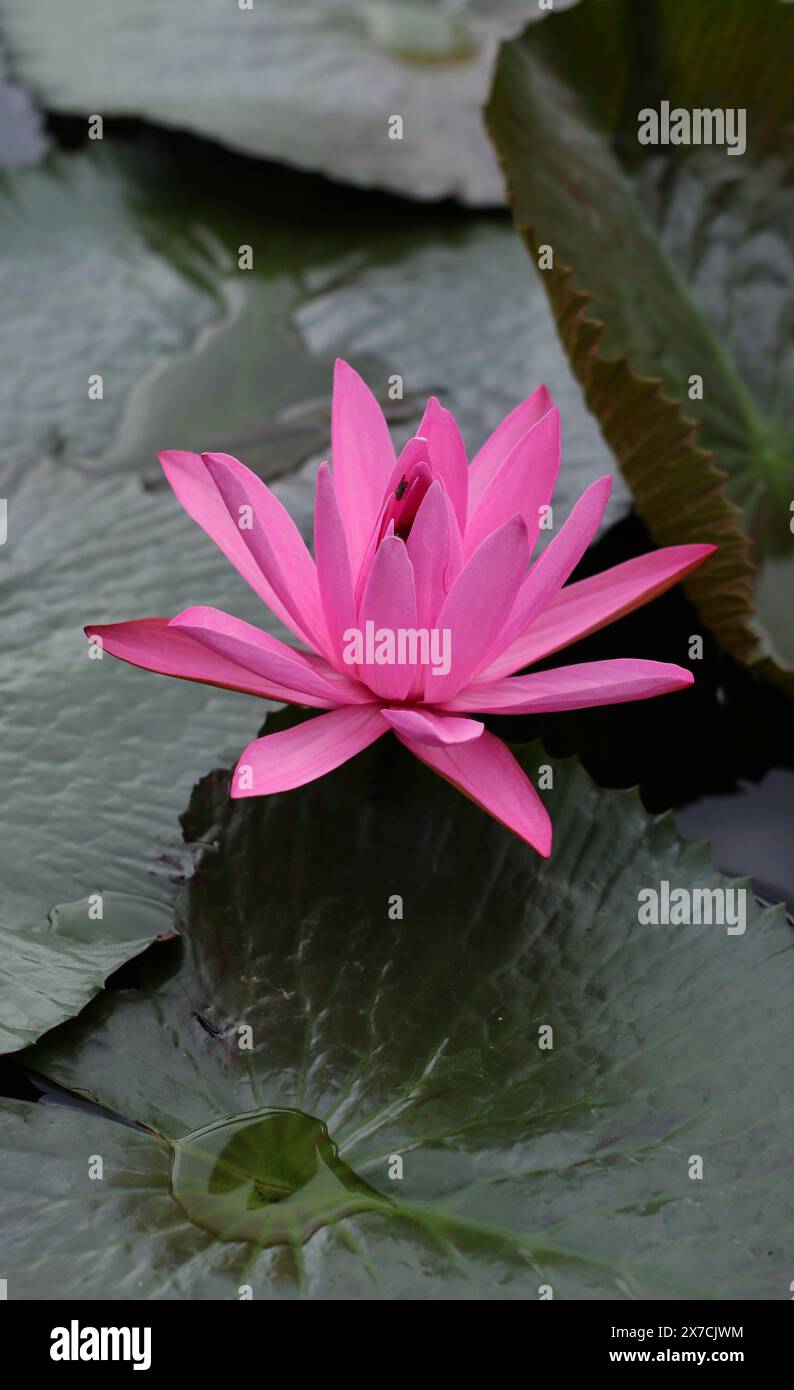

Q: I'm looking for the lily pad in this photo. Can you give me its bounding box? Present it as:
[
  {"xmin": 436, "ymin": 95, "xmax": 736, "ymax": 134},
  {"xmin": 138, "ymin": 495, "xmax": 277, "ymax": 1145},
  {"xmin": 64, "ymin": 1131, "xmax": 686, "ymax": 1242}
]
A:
[
  {"xmin": 486, "ymin": 0, "xmax": 794, "ymax": 688},
  {"xmin": 0, "ymin": 0, "xmax": 561, "ymax": 205},
  {"xmin": 3, "ymin": 731, "xmax": 791, "ymax": 1300},
  {"xmin": 0, "ymin": 895, "xmax": 175, "ymax": 1055},
  {"xmin": 0, "ymin": 133, "xmax": 622, "ymax": 1051},
  {"xmin": 0, "ymin": 141, "xmax": 329, "ymax": 478}
]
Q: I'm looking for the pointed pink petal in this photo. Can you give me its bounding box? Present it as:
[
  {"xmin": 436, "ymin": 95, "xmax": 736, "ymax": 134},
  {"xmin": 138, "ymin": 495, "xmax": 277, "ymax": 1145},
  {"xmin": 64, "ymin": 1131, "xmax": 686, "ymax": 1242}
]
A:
[
  {"xmin": 465, "ymin": 407, "xmax": 560, "ymax": 558},
  {"xmin": 314, "ymin": 462, "xmax": 358, "ymax": 668},
  {"xmin": 332, "ymin": 359, "xmax": 396, "ymax": 580},
  {"xmin": 480, "ymin": 476, "xmax": 613, "ymax": 675},
  {"xmin": 479, "ymin": 544, "xmax": 716, "ymax": 681},
  {"xmin": 397, "ymin": 730, "xmax": 552, "ymax": 856},
  {"xmin": 418, "ymin": 396, "xmax": 468, "ymax": 532},
  {"xmin": 406, "ymin": 480, "xmax": 462, "ymax": 632},
  {"xmin": 357, "ymin": 535, "xmax": 417, "ymax": 701},
  {"xmin": 468, "ymin": 385, "xmax": 553, "ymax": 512},
  {"xmin": 446, "ymin": 658, "xmax": 694, "ymax": 713},
  {"xmin": 389, "ymin": 436, "xmax": 432, "ymax": 494},
  {"xmin": 159, "ymin": 450, "xmax": 326, "ymax": 653},
  {"xmin": 232, "ymin": 705, "xmax": 388, "ymax": 797},
  {"xmin": 375, "ymin": 438, "xmax": 431, "ymax": 540},
  {"xmin": 427, "ymin": 515, "xmax": 529, "ymax": 702},
  {"xmin": 84, "ymin": 618, "xmax": 329, "ymax": 706},
  {"xmin": 169, "ymin": 606, "xmax": 368, "ymax": 706},
  {"xmin": 201, "ymin": 452, "xmax": 329, "ymax": 656},
  {"xmin": 381, "ymin": 707, "xmax": 484, "ymax": 745}
]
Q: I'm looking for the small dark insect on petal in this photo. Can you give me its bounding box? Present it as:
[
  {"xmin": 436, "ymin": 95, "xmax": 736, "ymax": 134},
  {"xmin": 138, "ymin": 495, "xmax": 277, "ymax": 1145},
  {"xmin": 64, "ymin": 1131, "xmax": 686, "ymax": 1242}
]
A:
[
  {"xmin": 193, "ymin": 1010, "xmax": 222, "ymax": 1038},
  {"xmin": 395, "ymin": 476, "xmax": 408, "ymax": 500}
]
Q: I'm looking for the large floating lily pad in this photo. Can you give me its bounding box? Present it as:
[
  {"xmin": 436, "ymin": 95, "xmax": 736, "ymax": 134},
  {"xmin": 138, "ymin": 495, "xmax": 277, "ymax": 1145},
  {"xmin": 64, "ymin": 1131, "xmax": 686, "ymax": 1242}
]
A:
[
  {"xmin": 0, "ymin": 0, "xmax": 575, "ymax": 205},
  {"xmin": 3, "ymin": 730, "xmax": 791, "ymax": 1299}
]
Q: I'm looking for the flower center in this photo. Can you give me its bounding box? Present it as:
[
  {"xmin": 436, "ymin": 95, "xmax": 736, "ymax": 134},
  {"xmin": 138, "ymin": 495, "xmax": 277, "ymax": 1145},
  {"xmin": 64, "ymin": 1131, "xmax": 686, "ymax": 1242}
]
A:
[{"xmin": 380, "ymin": 460, "xmax": 433, "ymax": 545}]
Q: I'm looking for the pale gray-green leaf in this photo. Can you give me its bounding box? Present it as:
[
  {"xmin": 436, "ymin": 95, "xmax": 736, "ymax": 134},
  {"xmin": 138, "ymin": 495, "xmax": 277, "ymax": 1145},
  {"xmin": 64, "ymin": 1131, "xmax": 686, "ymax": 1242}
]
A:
[{"xmin": 0, "ymin": 0, "xmax": 574, "ymax": 205}]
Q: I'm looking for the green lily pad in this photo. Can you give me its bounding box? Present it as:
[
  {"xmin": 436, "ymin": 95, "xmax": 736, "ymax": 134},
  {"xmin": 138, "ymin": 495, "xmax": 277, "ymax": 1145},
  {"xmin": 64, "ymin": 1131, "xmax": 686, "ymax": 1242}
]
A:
[
  {"xmin": 0, "ymin": 139, "xmax": 339, "ymax": 479},
  {"xmin": 0, "ymin": 0, "xmax": 547, "ymax": 205},
  {"xmin": 0, "ymin": 894, "xmax": 175, "ymax": 1055},
  {"xmin": 3, "ymin": 731, "xmax": 791, "ymax": 1300},
  {"xmin": 0, "ymin": 133, "xmax": 621, "ymax": 1052},
  {"xmin": 486, "ymin": 0, "xmax": 794, "ymax": 688}
]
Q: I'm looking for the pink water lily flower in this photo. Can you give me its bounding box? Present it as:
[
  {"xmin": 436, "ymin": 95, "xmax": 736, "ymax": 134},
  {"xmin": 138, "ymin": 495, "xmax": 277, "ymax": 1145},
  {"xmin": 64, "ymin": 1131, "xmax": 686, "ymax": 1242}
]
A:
[{"xmin": 86, "ymin": 361, "xmax": 713, "ymax": 857}]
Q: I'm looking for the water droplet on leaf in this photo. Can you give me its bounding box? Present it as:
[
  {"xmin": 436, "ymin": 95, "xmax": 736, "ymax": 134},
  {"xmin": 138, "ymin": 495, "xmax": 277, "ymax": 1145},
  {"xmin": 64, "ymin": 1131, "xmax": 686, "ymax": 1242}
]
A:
[{"xmin": 171, "ymin": 1107, "xmax": 390, "ymax": 1246}]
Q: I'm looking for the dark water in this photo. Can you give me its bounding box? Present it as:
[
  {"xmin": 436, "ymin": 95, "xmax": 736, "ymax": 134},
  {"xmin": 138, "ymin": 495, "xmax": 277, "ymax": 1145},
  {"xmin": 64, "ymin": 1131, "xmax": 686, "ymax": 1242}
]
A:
[{"xmin": 0, "ymin": 1059, "xmax": 152, "ymax": 1127}]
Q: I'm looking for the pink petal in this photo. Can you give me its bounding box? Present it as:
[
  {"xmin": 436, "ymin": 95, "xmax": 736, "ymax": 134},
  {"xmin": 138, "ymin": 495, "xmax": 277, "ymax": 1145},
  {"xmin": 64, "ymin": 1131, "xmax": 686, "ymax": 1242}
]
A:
[
  {"xmin": 385, "ymin": 436, "xmax": 432, "ymax": 498},
  {"xmin": 479, "ymin": 544, "xmax": 716, "ymax": 681},
  {"xmin": 202, "ymin": 452, "xmax": 329, "ymax": 656},
  {"xmin": 445, "ymin": 658, "xmax": 694, "ymax": 713},
  {"xmin": 397, "ymin": 729, "xmax": 552, "ymax": 857},
  {"xmin": 232, "ymin": 705, "xmax": 388, "ymax": 797},
  {"xmin": 418, "ymin": 396, "xmax": 468, "ymax": 533},
  {"xmin": 468, "ymin": 385, "xmax": 553, "ymax": 513},
  {"xmin": 381, "ymin": 707, "xmax": 484, "ymax": 745},
  {"xmin": 159, "ymin": 450, "xmax": 326, "ymax": 653},
  {"xmin": 357, "ymin": 535, "xmax": 418, "ymax": 701},
  {"xmin": 84, "ymin": 618, "xmax": 330, "ymax": 706},
  {"xmin": 480, "ymin": 475, "xmax": 612, "ymax": 675},
  {"xmin": 169, "ymin": 606, "xmax": 369, "ymax": 706},
  {"xmin": 427, "ymin": 515, "xmax": 529, "ymax": 702},
  {"xmin": 314, "ymin": 462, "xmax": 358, "ymax": 668},
  {"xmin": 406, "ymin": 480, "xmax": 462, "ymax": 632},
  {"xmin": 465, "ymin": 407, "xmax": 560, "ymax": 558},
  {"xmin": 332, "ymin": 359, "xmax": 396, "ymax": 581}
]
